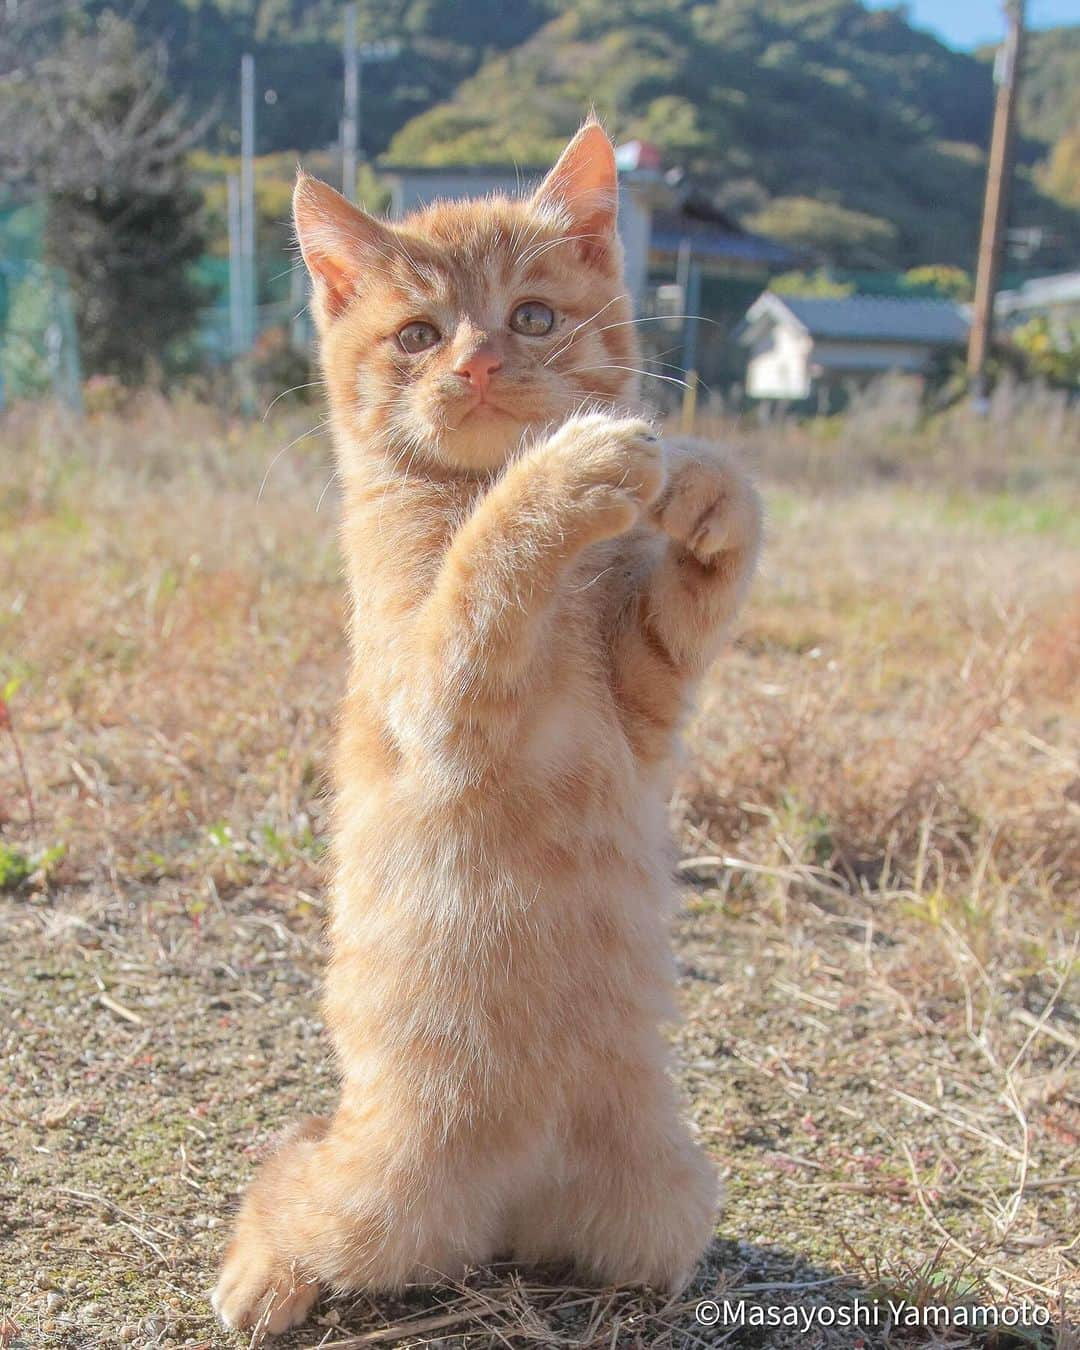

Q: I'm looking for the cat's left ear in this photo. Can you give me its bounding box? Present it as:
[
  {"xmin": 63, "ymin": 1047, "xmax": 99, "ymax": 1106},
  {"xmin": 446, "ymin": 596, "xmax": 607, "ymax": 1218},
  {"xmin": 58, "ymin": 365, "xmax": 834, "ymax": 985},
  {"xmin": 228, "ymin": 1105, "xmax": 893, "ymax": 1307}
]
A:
[
  {"xmin": 293, "ymin": 172, "xmax": 396, "ymax": 319},
  {"xmin": 531, "ymin": 121, "xmax": 619, "ymax": 262}
]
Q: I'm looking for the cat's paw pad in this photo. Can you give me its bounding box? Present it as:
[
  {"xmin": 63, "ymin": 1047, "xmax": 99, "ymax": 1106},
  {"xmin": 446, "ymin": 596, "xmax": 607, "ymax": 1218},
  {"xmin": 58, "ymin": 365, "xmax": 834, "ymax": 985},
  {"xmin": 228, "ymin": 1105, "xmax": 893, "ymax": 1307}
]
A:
[
  {"xmin": 212, "ymin": 1241, "xmax": 319, "ymax": 1334},
  {"xmin": 651, "ymin": 452, "xmax": 760, "ymax": 561},
  {"xmin": 550, "ymin": 413, "xmax": 666, "ymax": 527}
]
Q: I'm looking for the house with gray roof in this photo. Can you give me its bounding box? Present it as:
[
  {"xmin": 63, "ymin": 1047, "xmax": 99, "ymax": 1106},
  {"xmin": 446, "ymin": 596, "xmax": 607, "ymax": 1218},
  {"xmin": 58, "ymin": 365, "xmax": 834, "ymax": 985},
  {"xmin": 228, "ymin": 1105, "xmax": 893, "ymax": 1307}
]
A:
[
  {"xmin": 737, "ymin": 292, "xmax": 969, "ymax": 402},
  {"xmin": 996, "ymin": 271, "xmax": 1080, "ymax": 347}
]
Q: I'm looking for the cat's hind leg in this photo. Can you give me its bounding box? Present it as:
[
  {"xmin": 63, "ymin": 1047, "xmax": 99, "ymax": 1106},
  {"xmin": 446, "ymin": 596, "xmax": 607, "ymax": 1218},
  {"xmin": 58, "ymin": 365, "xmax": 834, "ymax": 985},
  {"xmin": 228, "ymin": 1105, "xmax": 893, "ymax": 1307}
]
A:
[
  {"xmin": 212, "ymin": 1108, "xmax": 505, "ymax": 1332},
  {"xmin": 211, "ymin": 1115, "xmax": 330, "ymax": 1332},
  {"xmin": 507, "ymin": 1071, "xmax": 718, "ymax": 1294}
]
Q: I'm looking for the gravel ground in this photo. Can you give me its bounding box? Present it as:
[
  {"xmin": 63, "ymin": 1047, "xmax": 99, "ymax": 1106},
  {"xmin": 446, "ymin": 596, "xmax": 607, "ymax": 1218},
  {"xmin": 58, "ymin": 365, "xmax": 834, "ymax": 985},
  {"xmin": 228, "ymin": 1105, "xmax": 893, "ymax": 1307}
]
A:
[
  {"xmin": 3, "ymin": 867, "xmax": 1075, "ymax": 1349},
  {"xmin": 2, "ymin": 396, "xmax": 1077, "ymax": 1347}
]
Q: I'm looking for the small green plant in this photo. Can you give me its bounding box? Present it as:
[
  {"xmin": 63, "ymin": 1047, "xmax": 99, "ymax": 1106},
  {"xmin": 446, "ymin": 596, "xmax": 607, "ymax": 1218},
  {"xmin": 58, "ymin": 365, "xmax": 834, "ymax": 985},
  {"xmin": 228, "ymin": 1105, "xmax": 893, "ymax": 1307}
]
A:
[
  {"xmin": 0, "ymin": 841, "xmax": 65, "ymax": 891},
  {"xmin": 0, "ymin": 843, "xmax": 32, "ymax": 890},
  {"xmin": 32, "ymin": 843, "xmax": 67, "ymax": 886}
]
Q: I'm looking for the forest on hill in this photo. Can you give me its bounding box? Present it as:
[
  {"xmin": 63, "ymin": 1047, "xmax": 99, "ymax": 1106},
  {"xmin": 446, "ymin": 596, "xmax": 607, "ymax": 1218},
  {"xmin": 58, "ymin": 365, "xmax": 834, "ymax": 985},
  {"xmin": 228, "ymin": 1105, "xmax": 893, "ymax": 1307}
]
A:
[{"xmin": 72, "ymin": 0, "xmax": 1080, "ymax": 269}]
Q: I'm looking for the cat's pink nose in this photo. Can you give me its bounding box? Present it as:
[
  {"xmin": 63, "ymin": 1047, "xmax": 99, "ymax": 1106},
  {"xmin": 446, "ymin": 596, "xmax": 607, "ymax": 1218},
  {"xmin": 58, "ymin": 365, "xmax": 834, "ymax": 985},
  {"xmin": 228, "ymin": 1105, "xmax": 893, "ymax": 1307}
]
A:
[{"xmin": 454, "ymin": 348, "xmax": 502, "ymax": 395}]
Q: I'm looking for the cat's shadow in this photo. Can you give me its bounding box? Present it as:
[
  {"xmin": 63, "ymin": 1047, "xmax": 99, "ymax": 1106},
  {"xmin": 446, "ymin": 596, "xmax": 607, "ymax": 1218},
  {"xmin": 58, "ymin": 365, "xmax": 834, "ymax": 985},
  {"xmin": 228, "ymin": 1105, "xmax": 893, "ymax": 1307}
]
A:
[{"xmin": 278, "ymin": 1237, "xmax": 1060, "ymax": 1348}]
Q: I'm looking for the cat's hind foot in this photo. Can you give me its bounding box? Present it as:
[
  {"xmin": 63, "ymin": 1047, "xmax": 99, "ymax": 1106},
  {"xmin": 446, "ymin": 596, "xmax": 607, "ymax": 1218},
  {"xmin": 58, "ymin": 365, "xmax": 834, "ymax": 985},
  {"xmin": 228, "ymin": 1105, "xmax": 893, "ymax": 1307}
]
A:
[
  {"xmin": 212, "ymin": 1115, "xmax": 329, "ymax": 1332},
  {"xmin": 212, "ymin": 1244, "xmax": 319, "ymax": 1333}
]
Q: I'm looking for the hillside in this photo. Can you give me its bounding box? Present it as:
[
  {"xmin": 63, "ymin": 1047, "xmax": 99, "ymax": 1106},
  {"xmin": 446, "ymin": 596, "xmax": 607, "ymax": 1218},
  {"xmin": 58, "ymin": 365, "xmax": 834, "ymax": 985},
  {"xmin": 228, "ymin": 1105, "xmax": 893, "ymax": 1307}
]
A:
[
  {"xmin": 113, "ymin": 0, "xmax": 1080, "ymax": 269},
  {"xmin": 979, "ymin": 25, "xmax": 1080, "ymax": 210},
  {"xmin": 385, "ymin": 0, "xmax": 1079, "ymax": 269},
  {"xmin": 106, "ymin": 0, "xmax": 549, "ymax": 159}
]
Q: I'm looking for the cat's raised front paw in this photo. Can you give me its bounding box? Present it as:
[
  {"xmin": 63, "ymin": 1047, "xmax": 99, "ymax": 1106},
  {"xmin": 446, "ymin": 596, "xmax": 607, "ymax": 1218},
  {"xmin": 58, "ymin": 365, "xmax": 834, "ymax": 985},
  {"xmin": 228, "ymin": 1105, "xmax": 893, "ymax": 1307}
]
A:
[
  {"xmin": 650, "ymin": 448, "xmax": 761, "ymax": 562},
  {"xmin": 545, "ymin": 412, "xmax": 666, "ymax": 538}
]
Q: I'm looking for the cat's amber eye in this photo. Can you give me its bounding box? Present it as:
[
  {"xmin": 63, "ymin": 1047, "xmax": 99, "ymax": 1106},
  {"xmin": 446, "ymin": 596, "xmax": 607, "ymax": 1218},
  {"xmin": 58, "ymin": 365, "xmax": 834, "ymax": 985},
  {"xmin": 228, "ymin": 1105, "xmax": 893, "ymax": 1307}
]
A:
[
  {"xmin": 510, "ymin": 301, "xmax": 555, "ymax": 337},
  {"xmin": 397, "ymin": 321, "xmax": 441, "ymax": 354}
]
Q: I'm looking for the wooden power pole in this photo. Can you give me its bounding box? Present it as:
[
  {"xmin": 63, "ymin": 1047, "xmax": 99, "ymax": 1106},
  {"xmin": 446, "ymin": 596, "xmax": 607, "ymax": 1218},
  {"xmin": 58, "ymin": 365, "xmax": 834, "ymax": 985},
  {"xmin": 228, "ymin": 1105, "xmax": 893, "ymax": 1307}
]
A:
[{"xmin": 968, "ymin": 0, "xmax": 1025, "ymax": 400}]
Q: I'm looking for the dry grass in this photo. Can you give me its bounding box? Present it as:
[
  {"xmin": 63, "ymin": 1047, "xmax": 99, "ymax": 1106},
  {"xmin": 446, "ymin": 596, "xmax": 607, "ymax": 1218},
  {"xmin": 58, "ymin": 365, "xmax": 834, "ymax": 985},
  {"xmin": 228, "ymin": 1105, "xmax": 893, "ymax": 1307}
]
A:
[{"xmin": 1, "ymin": 388, "xmax": 1077, "ymax": 1348}]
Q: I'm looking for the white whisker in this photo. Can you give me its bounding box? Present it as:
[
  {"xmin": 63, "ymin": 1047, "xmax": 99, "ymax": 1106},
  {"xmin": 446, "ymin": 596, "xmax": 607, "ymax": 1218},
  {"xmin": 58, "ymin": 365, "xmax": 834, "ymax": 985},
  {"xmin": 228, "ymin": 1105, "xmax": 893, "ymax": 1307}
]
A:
[
  {"xmin": 543, "ymin": 293, "xmax": 629, "ymax": 367},
  {"xmin": 590, "ymin": 313, "xmax": 724, "ymax": 338},
  {"xmin": 261, "ymin": 381, "xmax": 325, "ymax": 422},
  {"xmin": 257, "ymin": 419, "xmax": 331, "ymax": 503},
  {"xmin": 515, "ymin": 231, "xmax": 605, "ymax": 269},
  {"xmin": 576, "ymin": 364, "xmax": 692, "ymax": 393},
  {"xmin": 315, "ymin": 469, "xmax": 339, "ymax": 513}
]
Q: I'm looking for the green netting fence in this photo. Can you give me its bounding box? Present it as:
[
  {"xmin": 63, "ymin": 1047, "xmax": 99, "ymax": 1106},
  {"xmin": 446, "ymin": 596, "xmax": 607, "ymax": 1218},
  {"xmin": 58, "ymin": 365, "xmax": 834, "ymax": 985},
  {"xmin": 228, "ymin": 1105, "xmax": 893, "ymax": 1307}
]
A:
[
  {"xmin": 0, "ymin": 260, "xmax": 83, "ymax": 412},
  {"xmin": 0, "ymin": 205, "xmax": 83, "ymax": 411}
]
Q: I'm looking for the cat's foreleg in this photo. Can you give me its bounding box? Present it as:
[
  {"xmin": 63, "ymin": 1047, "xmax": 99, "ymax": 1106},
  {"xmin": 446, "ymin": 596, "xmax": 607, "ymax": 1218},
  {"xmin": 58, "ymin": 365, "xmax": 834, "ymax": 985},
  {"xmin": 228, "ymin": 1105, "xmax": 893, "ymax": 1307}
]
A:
[
  {"xmin": 610, "ymin": 443, "xmax": 761, "ymax": 756},
  {"xmin": 416, "ymin": 412, "xmax": 665, "ymax": 698}
]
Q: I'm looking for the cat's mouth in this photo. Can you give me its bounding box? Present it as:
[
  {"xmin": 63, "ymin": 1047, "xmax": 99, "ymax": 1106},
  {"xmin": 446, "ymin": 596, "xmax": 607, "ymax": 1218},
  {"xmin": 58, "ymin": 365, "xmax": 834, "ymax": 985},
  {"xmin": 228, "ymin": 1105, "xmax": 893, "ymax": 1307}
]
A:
[{"xmin": 447, "ymin": 395, "xmax": 516, "ymax": 428}]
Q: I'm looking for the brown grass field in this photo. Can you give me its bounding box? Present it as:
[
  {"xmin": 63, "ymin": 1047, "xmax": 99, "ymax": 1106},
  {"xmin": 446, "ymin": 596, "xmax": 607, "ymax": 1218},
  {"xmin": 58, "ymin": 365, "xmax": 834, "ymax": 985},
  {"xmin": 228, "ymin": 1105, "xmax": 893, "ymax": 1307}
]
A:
[{"xmin": 1, "ymin": 380, "xmax": 1078, "ymax": 1348}]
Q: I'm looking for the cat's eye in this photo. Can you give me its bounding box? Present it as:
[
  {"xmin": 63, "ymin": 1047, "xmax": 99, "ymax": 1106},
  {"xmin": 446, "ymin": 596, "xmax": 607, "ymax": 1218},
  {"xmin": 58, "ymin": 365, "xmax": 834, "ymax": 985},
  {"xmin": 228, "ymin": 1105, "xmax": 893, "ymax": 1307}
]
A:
[
  {"xmin": 510, "ymin": 301, "xmax": 555, "ymax": 337},
  {"xmin": 398, "ymin": 321, "xmax": 441, "ymax": 354}
]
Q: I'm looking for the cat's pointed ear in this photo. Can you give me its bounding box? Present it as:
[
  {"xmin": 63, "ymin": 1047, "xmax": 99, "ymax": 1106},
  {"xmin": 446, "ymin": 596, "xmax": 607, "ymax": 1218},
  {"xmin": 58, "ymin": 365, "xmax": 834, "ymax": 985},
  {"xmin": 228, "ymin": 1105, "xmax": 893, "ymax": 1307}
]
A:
[
  {"xmin": 293, "ymin": 172, "xmax": 393, "ymax": 318},
  {"xmin": 531, "ymin": 121, "xmax": 619, "ymax": 256}
]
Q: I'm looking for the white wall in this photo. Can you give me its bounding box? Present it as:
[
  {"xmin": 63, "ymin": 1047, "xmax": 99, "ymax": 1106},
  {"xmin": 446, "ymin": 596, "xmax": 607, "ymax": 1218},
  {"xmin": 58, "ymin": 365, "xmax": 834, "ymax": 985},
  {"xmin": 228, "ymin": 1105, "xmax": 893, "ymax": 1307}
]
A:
[{"xmin": 746, "ymin": 323, "xmax": 813, "ymax": 399}]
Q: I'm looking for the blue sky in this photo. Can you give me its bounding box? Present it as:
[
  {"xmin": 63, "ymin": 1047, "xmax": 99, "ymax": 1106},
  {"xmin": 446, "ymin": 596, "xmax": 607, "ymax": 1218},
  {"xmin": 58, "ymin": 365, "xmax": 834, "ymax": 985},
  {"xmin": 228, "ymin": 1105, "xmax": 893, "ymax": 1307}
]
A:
[{"xmin": 866, "ymin": 0, "xmax": 1079, "ymax": 49}]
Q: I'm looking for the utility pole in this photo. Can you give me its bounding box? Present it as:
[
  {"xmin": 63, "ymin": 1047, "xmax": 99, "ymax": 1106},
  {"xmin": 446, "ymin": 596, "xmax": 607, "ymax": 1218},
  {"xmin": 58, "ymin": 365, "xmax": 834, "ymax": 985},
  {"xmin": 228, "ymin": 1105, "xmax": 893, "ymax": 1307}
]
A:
[
  {"xmin": 227, "ymin": 174, "xmax": 243, "ymax": 356},
  {"xmin": 677, "ymin": 239, "xmax": 702, "ymax": 432},
  {"xmin": 240, "ymin": 52, "xmax": 256, "ymax": 352},
  {"xmin": 968, "ymin": 0, "xmax": 1025, "ymax": 402},
  {"xmin": 342, "ymin": 4, "xmax": 359, "ymax": 201},
  {"xmin": 340, "ymin": 28, "xmax": 400, "ymax": 202}
]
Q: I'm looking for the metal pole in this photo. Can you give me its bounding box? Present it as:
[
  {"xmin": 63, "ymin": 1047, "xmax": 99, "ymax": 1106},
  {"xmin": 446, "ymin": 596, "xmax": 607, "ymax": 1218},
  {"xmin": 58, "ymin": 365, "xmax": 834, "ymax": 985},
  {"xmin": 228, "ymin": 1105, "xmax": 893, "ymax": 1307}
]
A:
[
  {"xmin": 240, "ymin": 52, "xmax": 256, "ymax": 351},
  {"xmin": 680, "ymin": 258, "xmax": 702, "ymax": 432},
  {"xmin": 342, "ymin": 4, "xmax": 358, "ymax": 200},
  {"xmin": 968, "ymin": 0, "xmax": 1025, "ymax": 402},
  {"xmin": 227, "ymin": 174, "xmax": 243, "ymax": 357}
]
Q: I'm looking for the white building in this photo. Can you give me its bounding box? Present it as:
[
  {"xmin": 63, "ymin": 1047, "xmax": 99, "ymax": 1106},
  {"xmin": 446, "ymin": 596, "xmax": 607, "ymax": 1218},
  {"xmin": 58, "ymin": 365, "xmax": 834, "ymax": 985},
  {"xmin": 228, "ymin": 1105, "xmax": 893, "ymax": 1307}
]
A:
[{"xmin": 737, "ymin": 292, "xmax": 969, "ymax": 402}]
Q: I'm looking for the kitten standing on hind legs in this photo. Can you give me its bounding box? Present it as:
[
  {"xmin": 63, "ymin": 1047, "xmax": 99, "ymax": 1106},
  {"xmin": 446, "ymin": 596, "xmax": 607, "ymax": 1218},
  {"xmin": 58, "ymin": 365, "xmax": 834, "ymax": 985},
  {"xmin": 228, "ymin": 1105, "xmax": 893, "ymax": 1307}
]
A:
[{"xmin": 213, "ymin": 120, "xmax": 761, "ymax": 1334}]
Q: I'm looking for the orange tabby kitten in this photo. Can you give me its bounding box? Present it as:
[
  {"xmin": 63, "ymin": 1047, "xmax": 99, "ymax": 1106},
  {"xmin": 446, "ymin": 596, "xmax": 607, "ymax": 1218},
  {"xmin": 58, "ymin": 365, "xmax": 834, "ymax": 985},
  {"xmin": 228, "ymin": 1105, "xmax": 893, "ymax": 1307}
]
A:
[{"xmin": 212, "ymin": 121, "xmax": 761, "ymax": 1334}]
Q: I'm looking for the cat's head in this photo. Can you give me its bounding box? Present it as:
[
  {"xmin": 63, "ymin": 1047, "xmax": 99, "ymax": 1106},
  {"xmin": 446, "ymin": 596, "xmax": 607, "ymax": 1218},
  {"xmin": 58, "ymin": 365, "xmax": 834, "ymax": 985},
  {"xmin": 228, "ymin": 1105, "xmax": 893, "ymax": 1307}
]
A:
[{"xmin": 293, "ymin": 121, "xmax": 639, "ymax": 474}]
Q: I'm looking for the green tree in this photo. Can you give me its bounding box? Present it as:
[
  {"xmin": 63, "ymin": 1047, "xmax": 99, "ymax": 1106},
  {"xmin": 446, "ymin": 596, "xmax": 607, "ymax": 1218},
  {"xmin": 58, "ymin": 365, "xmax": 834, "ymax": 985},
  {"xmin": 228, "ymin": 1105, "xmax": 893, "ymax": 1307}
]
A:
[
  {"xmin": 744, "ymin": 197, "xmax": 898, "ymax": 267},
  {"xmin": 1012, "ymin": 317, "xmax": 1080, "ymax": 390},
  {"xmin": 1036, "ymin": 128, "xmax": 1080, "ymax": 209},
  {"xmin": 2, "ymin": 13, "xmax": 207, "ymax": 383},
  {"xmin": 771, "ymin": 269, "xmax": 854, "ymax": 297},
  {"xmin": 903, "ymin": 265, "xmax": 973, "ymax": 302}
]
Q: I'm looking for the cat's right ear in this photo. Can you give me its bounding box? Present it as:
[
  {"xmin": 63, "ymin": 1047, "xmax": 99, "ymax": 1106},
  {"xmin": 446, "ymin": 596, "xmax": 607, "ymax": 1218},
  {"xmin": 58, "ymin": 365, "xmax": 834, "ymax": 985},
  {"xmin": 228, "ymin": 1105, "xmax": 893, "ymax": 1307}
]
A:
[{"xmin": 293, "ymin": 173, "xmax": 393, "ymax": 318}]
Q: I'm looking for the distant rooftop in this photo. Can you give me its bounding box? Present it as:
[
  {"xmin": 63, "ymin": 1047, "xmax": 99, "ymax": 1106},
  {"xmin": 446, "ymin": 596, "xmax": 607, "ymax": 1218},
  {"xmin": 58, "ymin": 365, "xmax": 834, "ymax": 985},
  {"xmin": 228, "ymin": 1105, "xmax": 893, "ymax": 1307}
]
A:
[
  {"xmin": 742, "ymin": 293, "xmax": 969, "ymax": 345},
  {"xmin": 649, "ymin": 197, "xmax": 801, "ymax": 269},
  {"xmin": 997, "ymin": 271, "xmax": 1080, "ymax": 314},
  {"xmin": 379, "ymin": 140, "xmax": 665, "ymax": 185}
]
